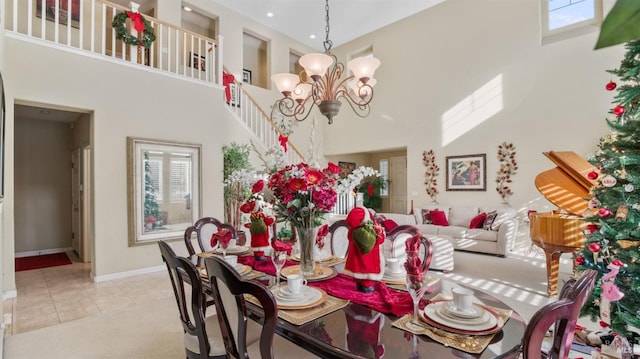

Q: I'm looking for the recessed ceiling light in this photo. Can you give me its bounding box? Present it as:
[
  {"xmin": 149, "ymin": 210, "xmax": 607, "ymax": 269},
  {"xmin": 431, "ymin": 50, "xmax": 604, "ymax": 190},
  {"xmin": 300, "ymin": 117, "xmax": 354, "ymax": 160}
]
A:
[
  {"xmin": 183, "ymin": 6, "xmax": 192, "ymax": 12},
  {"xmin": 266, "ymin": 12, "xmax": 274, "ymax": 17},
  {"xmin": 39, "ymin": 109, "xmax": 52, "ymax": 115},
  {"xmin": 309, "ymin": 34, "xmax": 316, "ymax": 39}
]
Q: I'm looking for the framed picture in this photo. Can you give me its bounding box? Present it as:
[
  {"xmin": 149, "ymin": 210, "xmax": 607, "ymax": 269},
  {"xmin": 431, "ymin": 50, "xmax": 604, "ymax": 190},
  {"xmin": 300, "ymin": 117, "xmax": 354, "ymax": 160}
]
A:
[
  {"xmin": 228, "ymin": 83, "xmax": 240, "ymax": 107},
  {"xmin": 190, "ymin": 52, "xmax": 206, "ymax": 70},
  {"xmin": 127, "ymin": 137, "xmax": 202, "ymax": 246},
  {"xmin": 338, "ymin": 161, "xmax": 356, "ymax": 179},
  {"xmin": 243, "ymin": 69, "xmax": 252, "ymax": 84},
  {"xmin": 36, "ymin": 0, "xmax": 80, "ymax": 28},
  {"xmin": 445, "ymin": 154, "xmax": 486, "ymax": 191}
]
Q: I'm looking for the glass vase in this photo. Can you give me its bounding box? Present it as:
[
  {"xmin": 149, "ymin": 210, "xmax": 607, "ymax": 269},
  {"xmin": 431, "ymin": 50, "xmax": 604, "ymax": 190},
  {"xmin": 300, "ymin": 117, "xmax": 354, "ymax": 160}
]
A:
[{"xmin": 294, "ymin": 225, "xmax": 317, "ymax": 278}]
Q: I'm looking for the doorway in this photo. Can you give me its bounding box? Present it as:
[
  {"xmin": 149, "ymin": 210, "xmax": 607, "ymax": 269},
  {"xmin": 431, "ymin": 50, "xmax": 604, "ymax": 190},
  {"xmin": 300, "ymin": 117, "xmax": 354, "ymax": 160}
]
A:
[
  {"xmin": 14, "ymin": 104, "xmax": 92, "ymax": 263},
  {"xmin": 389, "ymin": 156, "xmax": 407, "ymax": 213}
]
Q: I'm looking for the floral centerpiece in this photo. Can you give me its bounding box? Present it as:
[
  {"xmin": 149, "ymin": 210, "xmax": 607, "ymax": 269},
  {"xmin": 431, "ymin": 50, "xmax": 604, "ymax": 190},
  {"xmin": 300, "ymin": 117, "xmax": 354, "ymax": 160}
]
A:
[{"xmin": 254, "ymin": 162, "xmax": 340, "ymax": 276}]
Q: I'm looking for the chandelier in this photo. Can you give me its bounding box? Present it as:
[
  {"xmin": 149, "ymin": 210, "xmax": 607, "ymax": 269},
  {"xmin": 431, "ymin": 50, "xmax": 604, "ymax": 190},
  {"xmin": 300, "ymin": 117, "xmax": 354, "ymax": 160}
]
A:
[{"xmin": 270, "ymin": 0, "xmax": 381, "ymax": 125}]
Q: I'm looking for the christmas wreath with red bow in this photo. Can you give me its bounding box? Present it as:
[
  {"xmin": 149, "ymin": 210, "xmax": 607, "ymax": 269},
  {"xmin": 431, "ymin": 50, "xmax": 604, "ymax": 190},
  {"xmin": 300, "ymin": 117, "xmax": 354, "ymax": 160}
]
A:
[{"xmin": 112, "ymin": 11, "xmax": 156, "ymax": 49}]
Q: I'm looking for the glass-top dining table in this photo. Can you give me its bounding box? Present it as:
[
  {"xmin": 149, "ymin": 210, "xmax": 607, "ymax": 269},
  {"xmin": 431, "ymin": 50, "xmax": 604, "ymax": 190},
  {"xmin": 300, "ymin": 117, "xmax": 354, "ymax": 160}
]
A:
[{"xmin": 192, "ymin": 252, "xmax": 525, "ymax": 359}]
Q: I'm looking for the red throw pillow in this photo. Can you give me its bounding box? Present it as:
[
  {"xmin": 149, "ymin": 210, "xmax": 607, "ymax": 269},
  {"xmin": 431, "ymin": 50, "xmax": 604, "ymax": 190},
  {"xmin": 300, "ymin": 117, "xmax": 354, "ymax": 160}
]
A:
[
  {"xmin": 430, "ymin": 210, "xmax": 449, "ymax": 226},
  {"xmin": 469, "ymin": 212, "xmax": 487, "ymax": 229},
  {"xmin": 421, "ymin": 209, "xmax": 433, "ymax": 224},
  {"xmin": 382, "ymin": 219, "xmax": 399, "ymax": 232}
]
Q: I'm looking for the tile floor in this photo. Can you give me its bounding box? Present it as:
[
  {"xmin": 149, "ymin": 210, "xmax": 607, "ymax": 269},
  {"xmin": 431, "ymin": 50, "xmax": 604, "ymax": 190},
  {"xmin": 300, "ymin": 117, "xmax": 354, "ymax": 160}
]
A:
[{"xmin": 2, "ymin": 252, "xmax": 173, "ymax": 336}]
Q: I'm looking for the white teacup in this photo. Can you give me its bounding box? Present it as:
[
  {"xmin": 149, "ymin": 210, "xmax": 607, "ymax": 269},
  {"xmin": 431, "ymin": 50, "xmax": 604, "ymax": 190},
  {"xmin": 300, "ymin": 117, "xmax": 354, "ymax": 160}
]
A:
[
  {"xmin": 223, "ymin": 255, "xmax": 238, "ymax": 268},
  {"xmin": 385, "ymin": 257, "xmax": 403, "ymax": 274},
  {"xmin": 452, "ymin": 287, "xmax": 474, "ymax": 311},
  {"xmin": 286, "ymin": 274, "xmax": 308, "ymax": 295}
]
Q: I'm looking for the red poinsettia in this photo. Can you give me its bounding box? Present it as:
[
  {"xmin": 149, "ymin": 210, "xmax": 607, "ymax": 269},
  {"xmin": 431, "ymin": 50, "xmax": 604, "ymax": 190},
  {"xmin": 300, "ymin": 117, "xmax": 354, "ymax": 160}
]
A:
[{"xmin": 251, "ymin": 179, "xmax": 264, "ymax": 194}]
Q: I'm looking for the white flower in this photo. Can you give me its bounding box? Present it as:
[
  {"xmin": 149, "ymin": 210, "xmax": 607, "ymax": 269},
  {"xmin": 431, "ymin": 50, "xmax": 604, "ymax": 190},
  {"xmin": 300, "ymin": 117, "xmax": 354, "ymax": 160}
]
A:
[
  {"xmin": 337, "ymin": 166, "xmax": 380, "ymax": 194},
  {"xmin": 223, "ymin": 169, "xmax": 261, "ymax": 188}
]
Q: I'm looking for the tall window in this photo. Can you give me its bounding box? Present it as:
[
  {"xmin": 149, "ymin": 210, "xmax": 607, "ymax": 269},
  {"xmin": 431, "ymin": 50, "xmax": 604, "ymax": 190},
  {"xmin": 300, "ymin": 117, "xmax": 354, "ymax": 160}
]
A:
[
  {"xmin": 379, "ymin": 159, "xmax": 389, "ymax": 197},
  {"xmin": 170, "ymin": 156, "xmax": 191, "ymax": 203},
  {"xmin": 541, "ymin": 0, "xmax": 602, "ymax": 44},
  {"xmin": 147, "ymin": 156, "xmax": 163, "ymax": 201}
]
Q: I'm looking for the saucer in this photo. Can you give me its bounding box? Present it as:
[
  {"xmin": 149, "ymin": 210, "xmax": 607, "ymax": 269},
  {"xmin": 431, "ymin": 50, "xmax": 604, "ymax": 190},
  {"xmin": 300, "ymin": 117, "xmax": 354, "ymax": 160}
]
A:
[
  {"xmin": 443, "ymin": 301, "xmax": 484, "ymax": 319},
  {"xmin": 277, "ymin": 286, "xmax": 310, "ymax": 300},
  {"xmin": 274, "ymin": 287, "xmax": 327, "ymax": 310},
  {"xmin": 423, "ymin": 303, "xmax": 498, "ymax": 333},
  {"xmin": 436, "ymin": 304, "xmax": 489, "ymax": 325}
]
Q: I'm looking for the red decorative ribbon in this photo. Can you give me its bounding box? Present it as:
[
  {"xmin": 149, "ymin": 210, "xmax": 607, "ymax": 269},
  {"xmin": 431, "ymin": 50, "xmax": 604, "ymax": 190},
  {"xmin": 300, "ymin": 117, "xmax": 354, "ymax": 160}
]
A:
[
  {"xmin": 278, "ymin": 134, "xmax": 288, "ymax": 152},
  {"xmin": 126, "ymin": 12, "xmax": 146, "ymax": 34}
]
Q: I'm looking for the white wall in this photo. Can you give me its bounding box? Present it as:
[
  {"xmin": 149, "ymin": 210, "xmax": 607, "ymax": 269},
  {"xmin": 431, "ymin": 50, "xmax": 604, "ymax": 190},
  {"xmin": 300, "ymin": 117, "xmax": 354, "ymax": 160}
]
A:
[{"xmin": 326, "ymin": 0, "xmax": 624, "ymax": 216}]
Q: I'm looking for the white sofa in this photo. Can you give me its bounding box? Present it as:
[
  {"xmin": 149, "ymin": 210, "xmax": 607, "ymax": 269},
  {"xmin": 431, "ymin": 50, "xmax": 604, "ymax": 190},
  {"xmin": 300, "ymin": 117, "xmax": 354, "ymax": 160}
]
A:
[{"xmin": 378, "ymin": 205, "xmax": 518, "ymax": 258}]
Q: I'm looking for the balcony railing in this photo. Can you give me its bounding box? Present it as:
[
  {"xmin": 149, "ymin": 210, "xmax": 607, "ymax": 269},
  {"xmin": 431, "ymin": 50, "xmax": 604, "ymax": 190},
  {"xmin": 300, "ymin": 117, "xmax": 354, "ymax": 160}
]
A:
[{"xmin": 5, "ymin": 0, "xmax": 221, "ymax": 85}]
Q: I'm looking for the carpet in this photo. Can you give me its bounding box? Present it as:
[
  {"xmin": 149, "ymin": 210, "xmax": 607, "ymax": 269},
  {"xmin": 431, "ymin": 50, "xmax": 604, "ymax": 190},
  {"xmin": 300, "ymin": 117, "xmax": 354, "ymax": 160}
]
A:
[{"xmin": 15, "ymin": 252, "xmax": 72, "ymax": 271}]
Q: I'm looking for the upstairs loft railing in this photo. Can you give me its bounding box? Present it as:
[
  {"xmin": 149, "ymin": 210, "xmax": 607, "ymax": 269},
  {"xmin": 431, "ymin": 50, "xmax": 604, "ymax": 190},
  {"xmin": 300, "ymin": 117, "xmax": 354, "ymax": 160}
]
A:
[
  {"xmin": 4, "ymin": 0, "xmax": 221, "ymax": 86},
  {"xmin": 226, "ymin": 81, "xmax": 304, "ymax": 165}
]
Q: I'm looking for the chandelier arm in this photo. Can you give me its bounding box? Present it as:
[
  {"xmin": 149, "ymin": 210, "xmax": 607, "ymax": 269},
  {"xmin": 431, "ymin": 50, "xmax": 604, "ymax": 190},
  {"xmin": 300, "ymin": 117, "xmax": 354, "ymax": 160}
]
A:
[
  {"xmin": 337, "ymin": 92, "xmax": 372, "ymax": 118},
  {"xmin": 293, "ymin": 101, "xmax": 317, "ymax": 122}
]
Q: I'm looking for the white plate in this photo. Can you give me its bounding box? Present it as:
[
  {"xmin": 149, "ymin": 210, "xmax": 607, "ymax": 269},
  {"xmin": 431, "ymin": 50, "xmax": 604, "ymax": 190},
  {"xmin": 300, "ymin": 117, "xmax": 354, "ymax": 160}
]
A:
[
  {"xmin": 383, "ymin": 270, "xmax": 406, "ymax": 280},
  {"xmin": 443, "ymin": 301, "xmax": 484, "ymax": 319},
  {"xmin": 219, "ymin": 245, "xmax": 250, "ymax": 255},
  {"xmin": 436, "ymin": 304, "xmax": 489, "ymax": 325},
  {"xmin": 277, "ymin": 286, "xmax": 310, "ymax": 300},
  {"xmin": 423, "ymin": 303, "xmax": 497, "ymax": 332},
  {"xmin": 275, "ymin": 286, "xmax": 322, "ymax": 305}
]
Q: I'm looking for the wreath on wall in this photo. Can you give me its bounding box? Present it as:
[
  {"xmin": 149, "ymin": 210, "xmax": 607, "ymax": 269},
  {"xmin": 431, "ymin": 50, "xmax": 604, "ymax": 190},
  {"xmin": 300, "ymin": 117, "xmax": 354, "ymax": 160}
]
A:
[
  {"xmin": 496, "ymin": 142, "xmax": 518, "ymax": 204},
  {"xmin": 358, "ymin": 177, "xmax": 386, "ymax": 210},
  {"xmin": 112, "ymin": 11, "xmax": 156, "ymax": 49}
]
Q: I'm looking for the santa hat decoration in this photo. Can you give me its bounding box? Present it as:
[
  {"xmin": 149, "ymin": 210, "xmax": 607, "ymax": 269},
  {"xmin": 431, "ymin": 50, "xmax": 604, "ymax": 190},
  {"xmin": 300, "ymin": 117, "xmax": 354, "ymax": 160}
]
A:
[{"xmin": 346, "ymin": 207, "xmax": 382, "ymax": 255}]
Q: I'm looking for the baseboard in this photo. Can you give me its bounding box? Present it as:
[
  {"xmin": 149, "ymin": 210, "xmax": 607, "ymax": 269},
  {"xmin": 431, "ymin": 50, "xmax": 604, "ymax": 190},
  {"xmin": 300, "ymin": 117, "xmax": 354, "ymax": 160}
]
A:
[
  {"xmin": 14, "ymin": 247, "xmax": 73, "ymax": 258},
  {"xmin": 91, "ymin": 264, "xmax": 165, "ymax": 283}
]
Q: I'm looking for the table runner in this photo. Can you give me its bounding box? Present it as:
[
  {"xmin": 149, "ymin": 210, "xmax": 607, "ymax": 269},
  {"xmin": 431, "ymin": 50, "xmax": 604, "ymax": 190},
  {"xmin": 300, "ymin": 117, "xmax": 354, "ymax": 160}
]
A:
[{"xmin": 239, "ymin": 256, "xmax": 428, "ymax": 317}]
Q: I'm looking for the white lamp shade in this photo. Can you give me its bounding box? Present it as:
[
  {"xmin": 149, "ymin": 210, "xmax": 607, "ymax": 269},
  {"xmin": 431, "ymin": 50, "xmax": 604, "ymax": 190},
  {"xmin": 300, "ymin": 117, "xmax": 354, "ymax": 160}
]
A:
[
  {"xmin": 347, "ymin": 56, "xmax": 381, "ymax": 82},
  {"xmin": 299, "ymin": 53, "xmax": 334, "ymax": 79},
  {"xmin": 349, "ymin": 78, "xmax": 377, "ymax": 97},
  {"xmin": 292, "ymin": 83, "xmax": 312, "ymax": 102},
  {"xmin": 271, "ymin": 73, "xmax": 300, "ymax": 95}
]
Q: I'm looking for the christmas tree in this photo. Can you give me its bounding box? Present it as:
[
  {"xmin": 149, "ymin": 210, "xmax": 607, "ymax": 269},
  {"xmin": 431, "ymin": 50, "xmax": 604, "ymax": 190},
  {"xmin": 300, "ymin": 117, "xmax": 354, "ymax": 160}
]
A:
[
  {"xmin": 576, "ymin": 40, "xmax": 640, "ymax": 337},
  {"xmin": 144, "ymin": 153, "xmax": 160, "ymax": 224}
]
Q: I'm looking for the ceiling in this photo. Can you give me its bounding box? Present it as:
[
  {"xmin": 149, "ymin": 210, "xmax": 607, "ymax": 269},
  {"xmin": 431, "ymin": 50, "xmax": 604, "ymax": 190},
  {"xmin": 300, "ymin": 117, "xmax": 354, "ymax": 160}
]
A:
[{"xmin": 209, "ymin": 0, "xmax": 445, "ymax": 51}]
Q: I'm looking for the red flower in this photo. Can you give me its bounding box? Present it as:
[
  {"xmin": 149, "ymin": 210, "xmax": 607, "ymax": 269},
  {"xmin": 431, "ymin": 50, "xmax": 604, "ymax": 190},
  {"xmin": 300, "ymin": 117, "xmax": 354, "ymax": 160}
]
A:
[
  {"xmin": 289, "ymin": 178, "xmax": 308, "ymax": 192},
  {"xmin": 588, "ymin": 243, "xmax": 601, "ymax": 253},
  {"xmin": 575, "ymin": 256, "xmax": 585, "ymax": 265},
  {"xmin": 306, "ymin": 169, "xmax": 324, "ymax": 186},
  {"xmin": 252, "ymin": 179, "xmax": 264, "ymax": 194},
  {"xmin": 587, "ymin": 171, "xmax": 598, "ymax": 180},
  {"xmin": 606, "ymin": 81, "xmax": 617, "ymax": 91},
  {"xmin": 317, "ymin": 224, "xmax": 329, "ymax": 239},
  {"xmin": 326, "ymin": 162, "xmax": 340, "ymax": 175},
  {"xmin": 613, "ymin": 105, "xmax": 625, "ymax": 116}
]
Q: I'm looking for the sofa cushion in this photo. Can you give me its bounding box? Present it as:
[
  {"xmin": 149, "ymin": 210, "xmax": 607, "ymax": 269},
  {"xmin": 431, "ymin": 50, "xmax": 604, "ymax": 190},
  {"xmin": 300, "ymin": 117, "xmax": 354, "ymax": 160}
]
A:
[
  {"xmin": 416, "ymin": 224, "xmax": 439, "ymax": 235},
  {"xmin": 449, "ymin": 206, "xmax": 479, "ymax": 227},
  {"xmin": 469, "ymin": 212, "xmax": 487, "ymax": 229},
  {"xmin": 483, "ymin": 210, "xmax": 498, "ymax": 230},
  {"xmin": 464, "ymin": 229, "xmax": 498, "ymax": 242},
  {"xmin": 479, "ymin": 207, "xmax": 517, "ymax": 230},
  {"xmin": 420, "ymin": 208, "xmax": 433, "ymax": 224},
  {"xmin": 437, "ymin": 226, "xmax": 466, "ymax": 238},
  {"xmin": 430, "ymin": 210, "xmax": 449, "ymax": 226},
  {"xmin": 414, "ymin": 206, "xmax": 450, "ymax": 224}
]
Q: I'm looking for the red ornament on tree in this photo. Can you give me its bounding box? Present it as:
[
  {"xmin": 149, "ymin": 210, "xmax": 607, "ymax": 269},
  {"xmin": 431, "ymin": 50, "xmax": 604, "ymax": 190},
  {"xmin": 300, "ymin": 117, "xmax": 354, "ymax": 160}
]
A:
[
  {"xmin": 587, "ymin": 171, "xmax": 599, "ymax": 180},
  {"xmin": 575, "ymin": 256, "xmax": 585, "ymax": 265},
  {"xmin": 589, "ymin": 242, "xmax": 601, "ymax": 253},
  {"xmin": 612, "ymin": 259, "xmax": 624, "ymax": 267},
  {"xmin": 606, "ymin": 81, "xmax": 617, "ymax": 91},
  {"xmin": 587, "ymin": 223, "xmax": 598, "ymax": 233},
  {"xmin": 598, "ymin": 208, "xmax": 612, "ymax": 218},
  {"xmin": 613, "ymin": 105, "xmax": 625, "ymax": 116}
]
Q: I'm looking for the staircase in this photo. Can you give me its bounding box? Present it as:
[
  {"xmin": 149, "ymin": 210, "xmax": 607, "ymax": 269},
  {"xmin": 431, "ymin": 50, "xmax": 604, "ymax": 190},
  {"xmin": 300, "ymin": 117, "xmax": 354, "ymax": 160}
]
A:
[{"xmin": 225, "ymin": 81, "xmax": 304, "ymax": 165}]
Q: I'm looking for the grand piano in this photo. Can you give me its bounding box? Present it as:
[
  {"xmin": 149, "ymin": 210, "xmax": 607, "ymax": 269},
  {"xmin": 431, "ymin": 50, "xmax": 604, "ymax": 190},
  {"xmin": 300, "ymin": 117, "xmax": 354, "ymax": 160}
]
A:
[{"xmin": 530, "ymin": 151, "xmax": 597, "ymax": 296}]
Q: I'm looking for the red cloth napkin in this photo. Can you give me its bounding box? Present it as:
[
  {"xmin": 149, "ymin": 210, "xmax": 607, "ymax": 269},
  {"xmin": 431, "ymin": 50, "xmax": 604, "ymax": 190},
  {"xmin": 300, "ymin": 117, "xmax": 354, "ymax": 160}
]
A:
[
  {"xmin": 210, "ymin": 229, "xmax": 232, "ymax": 248},
  {"xmin": 272, "ymin": 239, "xmax": 293, "ymax": 255}
]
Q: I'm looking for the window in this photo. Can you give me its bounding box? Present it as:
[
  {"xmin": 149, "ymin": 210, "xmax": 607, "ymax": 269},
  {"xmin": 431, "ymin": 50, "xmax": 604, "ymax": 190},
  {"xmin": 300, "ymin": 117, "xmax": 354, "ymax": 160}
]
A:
[
  {"xmin": 379, "ymin": 159, "xmax": 389, "ymax": 197},
  {"xmin": 541, "ymin": 0, "xmax": 602, "ymax": 44},
  {"xmin": 170, "ymin": 156, "xmax": 191, "ymax": 203},
  {"xmin": 289, "ymin": 50, "xmax": 303, "ymax": 75},
  {"xmin": 146, "ymin": 156, "xmax": 163, "ymax": 201}
]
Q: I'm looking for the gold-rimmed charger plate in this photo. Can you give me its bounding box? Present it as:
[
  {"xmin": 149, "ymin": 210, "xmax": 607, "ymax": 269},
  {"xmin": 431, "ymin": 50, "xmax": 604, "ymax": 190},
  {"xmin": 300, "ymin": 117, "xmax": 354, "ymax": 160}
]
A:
[
  {"xmin": 274, "ymin": 287, "xmax": 328, "ymax": 310},
  {"xmin": 214, "ymin": 245, "xmax": 251, "ymax": 256},
  {"xmin": 290, "ymin": 254, "xmax": 334, "ymax": 262},
  {"xmin": 198, "ymin": 264, "xmax": 252, "ymax": 278},
  {"xmin": 280, "ymin": 265, "xmax": 337, "ymax": 282}
]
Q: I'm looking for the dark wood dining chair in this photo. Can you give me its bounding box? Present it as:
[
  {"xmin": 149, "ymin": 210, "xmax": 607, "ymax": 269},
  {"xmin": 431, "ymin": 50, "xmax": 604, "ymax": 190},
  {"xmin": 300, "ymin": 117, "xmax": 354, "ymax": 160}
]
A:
[
  {"xmin": 385, "ymin": 225, "xmax": 433, "ymax": 270},
  {"xmin": 505, "ymin": 269, "xmax": 598, "ymax": 359},
  {"xmin": 204, "ymin": 256, "xmax": 320, "ymax": 358},
  {"xmin": 184, "ymin": 217, "xmax": 237, "ymax": 256},
  {"xmin": 158, "ymin": 240, "xmax": 226, "ymax": 359},
  {"xmin": 329, "ymin": 219, "xmax": 350, "ymax": 258}
]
